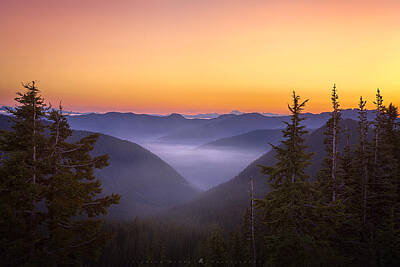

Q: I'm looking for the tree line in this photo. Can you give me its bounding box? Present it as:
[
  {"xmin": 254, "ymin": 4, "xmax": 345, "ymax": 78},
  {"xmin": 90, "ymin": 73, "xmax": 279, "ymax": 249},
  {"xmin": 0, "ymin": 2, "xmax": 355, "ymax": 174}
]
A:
[{"xmin": 254, "ymin": 87, "xmax": 400, "ymax": 266}]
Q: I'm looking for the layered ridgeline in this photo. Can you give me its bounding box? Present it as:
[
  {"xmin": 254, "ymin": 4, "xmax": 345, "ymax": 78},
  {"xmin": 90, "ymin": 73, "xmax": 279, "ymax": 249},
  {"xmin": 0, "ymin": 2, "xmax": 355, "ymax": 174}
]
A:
[
  {"xmin": 67, "ymin": 109, "xmax": 376, "ymax": 144},
  {"xmin": 161, "ymin": 110, "xmax": 376, "ymax": 142},
  {"xmin": 167, "ymin": 119, "xmax": 365, "ymax": 229},
  {"xmin": 0, "ymin": 114, "xmax": 200, "ymax": 219},
  {"xmin": 67, "ymin": 112, "xmax": 206, "ymax": 142},
  {"xmin": 199, "ymin": 129, "xmax": 283, "ymax": 153}
]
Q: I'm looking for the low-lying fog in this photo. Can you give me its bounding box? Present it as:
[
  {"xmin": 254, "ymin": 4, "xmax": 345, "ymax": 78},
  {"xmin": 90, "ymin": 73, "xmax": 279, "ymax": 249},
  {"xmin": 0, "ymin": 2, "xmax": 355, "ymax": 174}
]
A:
[{"xmin": 140, "ymin": 141, "xmax": 267, "ymax": 190}]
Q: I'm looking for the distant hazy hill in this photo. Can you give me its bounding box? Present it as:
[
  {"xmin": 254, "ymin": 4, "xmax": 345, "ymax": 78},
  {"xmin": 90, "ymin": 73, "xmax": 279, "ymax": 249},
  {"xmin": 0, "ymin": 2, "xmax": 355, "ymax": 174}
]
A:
[
  {"xmin": 160, "ymin": 109, "xmax": 375, "ymax": 143},
  {"xmin": 67, "ymin": 112, "xmax": 207, "ymax": 142},
  {"xmin": 167, "ymin": 119, "xmax": 364, "ymax": 229},
  {"xmin": 199, "ymin": 129, "xmax": 283, "ymax": 152},
  {"xmin": 69, "ymin": 132, "xmax": 200, "ymax": 219},
  {"xmin": 0, "ymin": 115, "xmax": 200, "ymax": 219},
  {"xmin": 65, "ymin": 109, "xmax": 376, "ymax": 144},
  {"xmin": 161, "ymin": 113, "xmax": 288, "ymax": 143}
]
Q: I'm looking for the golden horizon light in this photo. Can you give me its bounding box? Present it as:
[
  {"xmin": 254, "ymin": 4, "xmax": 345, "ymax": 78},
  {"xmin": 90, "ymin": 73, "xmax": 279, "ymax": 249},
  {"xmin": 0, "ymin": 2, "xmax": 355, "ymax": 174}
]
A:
[{"xmin": 1, "ymin": 0, "xmax": 399, "ymax": 114}]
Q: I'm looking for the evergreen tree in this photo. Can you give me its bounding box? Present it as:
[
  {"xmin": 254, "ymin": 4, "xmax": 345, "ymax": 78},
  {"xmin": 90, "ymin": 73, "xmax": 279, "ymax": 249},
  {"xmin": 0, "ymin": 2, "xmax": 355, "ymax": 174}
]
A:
[
  {"xmin": 240, "ymin": 208, "xmax": 252, "ymax": 264},
  {"xmin": 357, "ymin": 96, "xmax": 370, "ymax": 229},
  {"xmin": 338, "ymin": 125, "xmax": 364, "ymax": 264},
  {"xmin": 344, "ymin": 96, "xmax": 373, "ymax": 265},
  {"xmin": 0, "ymin": 81, "xmax": 50, "ymax": 265},
  {"xmin": 257, "ymin": 91, "xmax": 332, "ymax": 266},
  {"xmin": 384, "ymin": 104, "xmax": 400, "ymax": 205},
  {"xmin": 318, "ymin": 84, "xmax": 342, "ymax": 202},
  {"xmin": 43, "ymin": 105, "xmax": 120, "ymax": 264},
  {"xmin": 0, "ymin": 82, "xmax": 120, "ymax": 266},
  {"xmin": 205, "ymin": 226, "xmax": 226, "ymax": 267},
  {"xmin": 315, "ymin": 85, "xmax": 351, "ymax": 264},
  {"xmin": 341, "ymin": 127, "xmax": 354, "ymax": 199},
  {"xmin": 372, "ymin": 102, "xmax": 400, "ymax": 265},
  {"xmin": 370, "ymin": 89, "xmax": 386, "ymax": 235},
  {"xmin": 368, "ymin": 90, "xmax": 394, "ymax": 261},
  {"xmin": 228, "ymin": 227, "xmax": 244, "ymax": 266}
]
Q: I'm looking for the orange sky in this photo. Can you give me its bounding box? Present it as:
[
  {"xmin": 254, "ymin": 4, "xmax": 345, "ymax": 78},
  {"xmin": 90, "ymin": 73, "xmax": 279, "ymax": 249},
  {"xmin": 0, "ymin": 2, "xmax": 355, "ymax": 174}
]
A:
[{"xmin": 0, "ymin": 0, "xmax": 399, "ymax": 114}]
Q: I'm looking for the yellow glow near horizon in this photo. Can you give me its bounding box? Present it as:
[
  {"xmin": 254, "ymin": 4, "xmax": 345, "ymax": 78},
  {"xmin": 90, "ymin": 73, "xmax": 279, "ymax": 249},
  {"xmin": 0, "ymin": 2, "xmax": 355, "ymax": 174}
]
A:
[{"xmin": 0, "ymin": 0, "xmax": 399, "ymax": 114}]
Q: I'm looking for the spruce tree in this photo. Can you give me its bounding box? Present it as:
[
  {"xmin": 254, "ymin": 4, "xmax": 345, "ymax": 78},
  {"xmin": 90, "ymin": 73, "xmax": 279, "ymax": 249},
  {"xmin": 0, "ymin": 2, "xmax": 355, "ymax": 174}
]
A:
[
  {"xmin": 205, "ymin": 226, "xmax": 226, "ymax": 267},
  {"xmin": 0, "ymin": 81, "xmax": 50, "ymax": 265},
  {"xmin": 357, "ymin": 96, "xmax": 370, "ymax": 228},
  {"xmin": 0, "ymin": 82, "xmax": 120, "ymax": 266},
  {"xmin": 318, "ymin": 84, "xmax": 342, "ymax": 203},
  {"xmin": 315, "ymin": 85, "xmax": 351, "ymax": 264},
  {"xmin": 370, "ymin": 89, "xmax": 386, "ymax": 236},
  {"xmin": 257, "ymin": 91, "xmax": 332, "ymax": 266},
  {"xmin": 344, "ymin": 96, "xmax": 373, "ymax": 264},
  {"xmin": 240, "ymin": 207, "xmax": 253, "ymax": 265},
  {"xmin": 372, "ymin": 102, "xmax": 400, "ymax": 265},
  {"xmin": 368, "ymin": 90, "xmax": 393, "ymax": 257},
  {"xmin": 228, "ymin": 227, "xmax": 244, "ymax": 266},
  {"xmin": 339, "ymin": 125, "xmax": 364, "ymax": 263},
  {"xmin": 44, "ymin": 106, "xmax": 120, "ymax": 264}
]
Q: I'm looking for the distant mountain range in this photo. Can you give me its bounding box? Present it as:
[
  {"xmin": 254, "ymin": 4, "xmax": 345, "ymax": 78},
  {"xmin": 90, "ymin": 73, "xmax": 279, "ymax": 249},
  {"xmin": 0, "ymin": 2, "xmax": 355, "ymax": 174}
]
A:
[
  {"xmin": 67, "ymin": 112, "xmax": 207, "ymax": 143},
  {"xmin": 65, "ymin": 109, "xmax": 376, "ymax": 144},
  {"xmin": 166, "ymin": 119, "xmax": 366, "ymax": 229},
  {"xmin": 0, "ymin": 115, "xmax": 200, "ymax": 220},
  {"xmin": 182, "ymin": 110, "xmax": 286, "ymax": 119},
  {"xmin": 1, "ymin": 106, "xmax": 285, "ymax": 120},
  {"xmin": 2, "ymin": 105, "xmax": 377, "ymax": 145}
]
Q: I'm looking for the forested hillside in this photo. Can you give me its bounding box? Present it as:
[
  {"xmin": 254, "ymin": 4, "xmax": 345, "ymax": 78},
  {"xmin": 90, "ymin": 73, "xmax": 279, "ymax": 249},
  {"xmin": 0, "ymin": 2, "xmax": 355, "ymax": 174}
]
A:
[
  {"xmin": 95, "ymin": 89, "xmax": 400, "ymax": 266},
  {"xmin": 0, "ymin": 114, "xmax": 200, "ymax": 219},
  {"xmin": 167, "ymin": 118, "xmax": 362, "ymax": 229}
]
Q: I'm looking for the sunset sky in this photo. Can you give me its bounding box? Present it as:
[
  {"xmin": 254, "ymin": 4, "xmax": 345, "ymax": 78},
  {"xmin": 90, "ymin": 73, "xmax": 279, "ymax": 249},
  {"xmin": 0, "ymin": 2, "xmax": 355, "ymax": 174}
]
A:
[{"xmin": 1, "ymin": 0, "xmax": 399, "ymax": 114}]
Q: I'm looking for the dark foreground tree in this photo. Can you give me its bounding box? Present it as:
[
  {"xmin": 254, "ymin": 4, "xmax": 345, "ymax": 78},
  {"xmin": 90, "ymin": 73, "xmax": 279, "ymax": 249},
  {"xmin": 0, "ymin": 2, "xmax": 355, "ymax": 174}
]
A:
[
  {"xmin": 317, "ymin": 84, "xmax": 342, "ymax": 203},
  {"xmin": 257, "ymin": 91, "xmax": 338, "ymax": 266},
  {"xmin": 0, "ymin": 82, "xmax": 120, "ymax": 266},
  {"xmin": 0, "ymin": 81, "xmax": 49, "ymax": 265}
]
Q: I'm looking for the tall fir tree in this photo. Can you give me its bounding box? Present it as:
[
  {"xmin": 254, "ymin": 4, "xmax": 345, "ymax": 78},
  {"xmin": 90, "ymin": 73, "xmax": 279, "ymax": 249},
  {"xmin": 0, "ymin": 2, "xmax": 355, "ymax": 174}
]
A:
[
  {"xmin": 315, "ymin": 85, "xmax": 351, "ymax": 264},
  {"xmin": 370, "ymin": 89, "xmax": 387, "ymax": 240},
  {"xmin": 357, "ymin": 96, "xmax": 370, "ymax": 229},
  {"xmin": 236, "ymin": 178, "xmax": 258, "ymax": 266},
  {"xmin": 344, "ymin": 96, "xmax": 373, "ymax": 265},
  {"xmin": 339, "ymin": 125, "xmax": 364, "ymax": 264},
  {"xmin": 205, "ymin": 226, "xmax": 227, "ymax": 267},
  {"xmin": 371, "ymin": 101, "xmax": 400, "ymax": 265},
  {"xmin": 0, "ymin": 81, "xmax": 50, "ymax": 265},
  {"xmin": 257, "ymin": 91, "xmax": 335, "ymax": 266},
  {"xmin": 318, "ymin": 84, "xmax": 342, "ymax": 203},
  {"xmin": 228, "ymin": 227, "xmax": 245, "ymax": 267},
  {"xmin": 43, "ymin": 105, "xmax": 120, "ymax": 264},
  {"xmin": 0, "ymin": 82, "xmax": 120, "ymax": 266}
]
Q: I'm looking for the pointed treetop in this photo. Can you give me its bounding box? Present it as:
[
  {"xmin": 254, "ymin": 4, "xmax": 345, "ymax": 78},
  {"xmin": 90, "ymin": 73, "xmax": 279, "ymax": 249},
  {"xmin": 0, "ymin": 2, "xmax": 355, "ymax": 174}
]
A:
[
  {"xmin": 374, "ymin": 88, "xmax": 384, "ymax": 108},
  {"xmin": 288, "ymin": 90, "xmax": 308, "ymax": 114},
  {"xmin": 359, "ymin": 96, "xmax": 367, "ymax": 108}
]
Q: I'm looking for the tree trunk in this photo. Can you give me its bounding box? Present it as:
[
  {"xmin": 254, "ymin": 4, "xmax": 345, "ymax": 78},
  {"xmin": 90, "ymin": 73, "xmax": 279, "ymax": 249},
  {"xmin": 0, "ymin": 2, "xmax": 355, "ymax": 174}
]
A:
[
  {"xmin": 332, "ymin": 111, "xmax": 337, "ymax": 202},
  {"xmin": 250, "ymin": 178, "xmax": 256, "ymax": 267}
]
